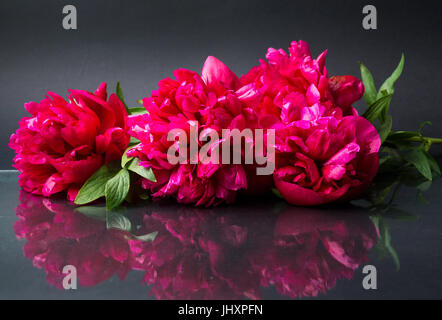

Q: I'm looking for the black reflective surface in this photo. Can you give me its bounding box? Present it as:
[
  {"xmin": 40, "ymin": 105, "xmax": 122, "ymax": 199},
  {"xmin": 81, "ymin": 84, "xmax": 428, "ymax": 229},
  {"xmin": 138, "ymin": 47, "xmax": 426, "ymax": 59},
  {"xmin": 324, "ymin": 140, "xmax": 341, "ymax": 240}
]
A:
[{"xmin": 0, "ymin": 171, "xmax": 441, "ymax": 299}]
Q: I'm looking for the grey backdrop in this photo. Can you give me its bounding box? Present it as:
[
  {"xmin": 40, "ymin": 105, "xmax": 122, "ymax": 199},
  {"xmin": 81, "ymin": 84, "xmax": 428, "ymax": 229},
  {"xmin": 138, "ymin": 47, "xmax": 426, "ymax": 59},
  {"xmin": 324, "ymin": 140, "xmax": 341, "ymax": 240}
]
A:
[{"xmin": 1, "ymin": 0, "xmax": 441, "ymax": 168}]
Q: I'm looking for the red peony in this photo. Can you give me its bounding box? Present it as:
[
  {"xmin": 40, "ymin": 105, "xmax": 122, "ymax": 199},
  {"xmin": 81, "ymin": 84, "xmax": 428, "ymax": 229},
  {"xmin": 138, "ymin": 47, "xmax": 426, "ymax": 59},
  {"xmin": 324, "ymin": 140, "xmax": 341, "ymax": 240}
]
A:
[
  {"xmin": 241, "ymin": 40, "xmax": 380, "ymax": 205},
  {"xmin": 9, "ymin": 83, "xmax": 130, "ymax": 201},
  {"xmin": 127, "ymin": 57, "xmax": 263, "ymax": 206}
]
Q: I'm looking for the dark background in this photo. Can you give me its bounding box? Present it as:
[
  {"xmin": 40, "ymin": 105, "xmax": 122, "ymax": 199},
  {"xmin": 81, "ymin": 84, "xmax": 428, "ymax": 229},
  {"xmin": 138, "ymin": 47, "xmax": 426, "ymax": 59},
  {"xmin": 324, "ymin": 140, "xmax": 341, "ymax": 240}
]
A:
[{"xmin": 1, "ymin": 0, "xmax": 441, "ymax": 168}]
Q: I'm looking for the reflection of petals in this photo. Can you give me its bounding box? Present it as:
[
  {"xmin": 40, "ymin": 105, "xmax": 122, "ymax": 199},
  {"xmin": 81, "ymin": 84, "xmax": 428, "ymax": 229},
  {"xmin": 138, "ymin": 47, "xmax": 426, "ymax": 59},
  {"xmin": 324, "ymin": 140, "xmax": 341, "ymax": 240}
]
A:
[
  {"xmin": 14, "ymin": 192, "xmax": 132, "ymax": 289},
  {"xmin": 271, "ymin": 207, "xmax": 378, "ymax": 298},
  {"xmin": 129, "ymin": 202, "xmax": 378, "ymax": 299},
  {"xmin": 14, "ymin": 192, "xmax": 379, "ymax": 299}
]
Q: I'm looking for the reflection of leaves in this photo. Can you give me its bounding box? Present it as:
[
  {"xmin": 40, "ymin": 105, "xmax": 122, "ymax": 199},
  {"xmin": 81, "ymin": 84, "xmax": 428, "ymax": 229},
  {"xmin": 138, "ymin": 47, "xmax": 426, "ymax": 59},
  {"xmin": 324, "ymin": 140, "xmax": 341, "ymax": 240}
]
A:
[
  {"xmin": 106, "ymin": 209, "xmax": 132, "ymax": 232},
  {"xmin": 132, "ymin": 231, "xmax": 158, "ymax": 242},
  {"xmin": 74, "ymin": 206, "xmax": 106, "ymax": 221},
  {"xmin": 75, "ymin": 204, "xmax": 158, "ymax": 242},
  {"xmin": 371, "ymin": 216, "xmax": 401, "ymax": 271}
]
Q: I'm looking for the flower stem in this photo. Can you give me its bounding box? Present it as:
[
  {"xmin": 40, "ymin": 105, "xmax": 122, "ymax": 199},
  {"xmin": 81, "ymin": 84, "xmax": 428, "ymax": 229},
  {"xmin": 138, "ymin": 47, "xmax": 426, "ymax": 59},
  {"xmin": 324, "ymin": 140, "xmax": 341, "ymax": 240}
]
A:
[
  {"xmin": 408, "ymin": 136, "xmax": 442, "ymax": 151},
  {"xmin": 410, "ymin": 136, "xmax": 442, "ymax": 144}
]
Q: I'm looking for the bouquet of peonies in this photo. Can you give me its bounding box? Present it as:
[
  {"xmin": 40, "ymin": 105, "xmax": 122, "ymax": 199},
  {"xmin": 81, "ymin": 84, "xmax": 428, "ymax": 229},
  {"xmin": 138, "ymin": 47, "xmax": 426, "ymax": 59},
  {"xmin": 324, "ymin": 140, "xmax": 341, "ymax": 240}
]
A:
[{"xmin": 10, "ymin": 40, "xmax": 442, "ymax": 209}]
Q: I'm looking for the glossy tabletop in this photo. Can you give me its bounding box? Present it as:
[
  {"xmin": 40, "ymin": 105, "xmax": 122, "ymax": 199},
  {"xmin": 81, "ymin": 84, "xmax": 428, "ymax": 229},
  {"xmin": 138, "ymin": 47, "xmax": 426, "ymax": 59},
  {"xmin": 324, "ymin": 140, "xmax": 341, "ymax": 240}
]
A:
[{"xmin": 0, "ymin": 171, "xmax": 441, "ymax": 299}]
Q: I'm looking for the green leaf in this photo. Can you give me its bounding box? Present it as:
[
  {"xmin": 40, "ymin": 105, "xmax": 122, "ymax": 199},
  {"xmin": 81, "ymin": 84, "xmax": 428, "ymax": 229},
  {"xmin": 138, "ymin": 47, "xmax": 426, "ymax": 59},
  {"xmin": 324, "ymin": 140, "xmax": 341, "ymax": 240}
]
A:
[
  {"xmin": 363, "ymin": 94, "xmax": 393, "ymax": 122},
  {"xmin": 359, "ymin": 62, "xmax": 377, "ymax": 106},
  {"xmin": 106, "ymin": 210, "xmax": 132, "ymax": 232},
  {"xmin": 403, "ymin": 149, "xmax": 433, "ymax": 181},
  {"xmin": 137, "ymin": 99, "xmax": 143, "ymax": 105},
  {"xmin": 121, "ymin": 147, "xmax": 135, "ymax": 168},
  {"xmin": 116, "ymin": 82, "xmax": 129, "ymax": 113},
  {"xmin": 127, "ymin": 158, "xmax": 156, "ymax": 182},
  {"xmin": 129, "ymin": 137, "xmax": 140, "ymax": 146},
  {"xmin": 75, "ymin": 165, "xmax": 117, "ymax": 205},
  {"xmin": 377, "ymin": 115, "xmax": 392, "ymax": 144},
  {"xmin": 424, "ymin": 151, "xmax": 441, "ymax": 176},
  {"xmin": 133, "ymin": 231, "xmax": 158, "ymax": 242},
  {"xmin": 384, "ymin": 131, "xmax": 417, "ymax": 149},
  {"xmin": 387, "ymin": 131, "xmax": 420, "ymax": 142},
  {"xmin": 127, "ymin": 107, "xmax": 147, "ymax": 115},
  {"xmin": 418, "ymin": 121, "xmax": 432, "ymax": 135},
  {"xmin": 377, "ymin": 53, "xmax": 405, "ymax": 99},
  {"xmin": 105, "ymin": 168, "xmax": 131, "ymax": 210}
]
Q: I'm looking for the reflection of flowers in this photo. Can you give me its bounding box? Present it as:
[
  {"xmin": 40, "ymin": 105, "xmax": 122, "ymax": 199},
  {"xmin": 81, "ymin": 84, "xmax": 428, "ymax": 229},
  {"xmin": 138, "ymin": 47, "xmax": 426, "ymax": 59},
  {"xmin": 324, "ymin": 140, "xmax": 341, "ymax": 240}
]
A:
[
  {"xmin": 253, "ymin": 208, "xmax": 379, "ymax": 298},
  {"xmin": 14, "ymin": 191, "xmax": 132, "ymax": 288},
  {"xmin": 129, "ymin": 203, "xmax": 378, "ymax": 299},
  {"xmin": 14, "ymin": 193, "xmax": 378, "ymax": 298},
  {"xmin": 129, "ymin": 205, "xmax": 268, "ymax": 299}
]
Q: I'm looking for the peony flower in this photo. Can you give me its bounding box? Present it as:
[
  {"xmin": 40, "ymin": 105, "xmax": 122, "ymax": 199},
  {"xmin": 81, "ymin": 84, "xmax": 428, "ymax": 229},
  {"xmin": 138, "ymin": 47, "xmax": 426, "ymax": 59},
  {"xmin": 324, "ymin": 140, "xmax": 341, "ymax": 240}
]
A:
[
  {"xmin": 240, "ymin": 40, "xmax": 365, "ymax": 120},
  {"xmin": 127, "ymin": 57, "xmax": 263, "ymax": 206},
  {"xmin": 273, "ymin": 109, "xmax": 380, "ymax": 206},
  {"xmin": 241, "ymin": 40, "xmax": 379, "ymax": 205},
  {"xmin": 9, "ymin": 83, "xmax": 130, "ymax": 201},
  {"xmin": 14, "ymin": 191, "xmax": 132, "ymax": 288}
]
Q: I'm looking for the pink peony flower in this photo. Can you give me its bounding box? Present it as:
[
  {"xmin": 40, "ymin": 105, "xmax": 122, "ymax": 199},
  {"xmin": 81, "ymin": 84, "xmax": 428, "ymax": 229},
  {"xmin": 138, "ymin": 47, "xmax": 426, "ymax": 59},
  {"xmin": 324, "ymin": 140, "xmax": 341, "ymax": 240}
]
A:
[
  {"xmin": 240, "ymin": 40, "xmax": 365, "ymax": 120},
  {"xmin": 241, "ymin": 41, "xmax": 380, "ymax": 205},
  {"xmin": 127, "ymin": 57, "xmax": 263, "ymax": 206},
  {"xmin": 273, "ymin": 109, "xmax": 380, "ymax": 206},
  {"xmin": 9, "ymin": 83, "xmax": 130, "ymax": 201}
]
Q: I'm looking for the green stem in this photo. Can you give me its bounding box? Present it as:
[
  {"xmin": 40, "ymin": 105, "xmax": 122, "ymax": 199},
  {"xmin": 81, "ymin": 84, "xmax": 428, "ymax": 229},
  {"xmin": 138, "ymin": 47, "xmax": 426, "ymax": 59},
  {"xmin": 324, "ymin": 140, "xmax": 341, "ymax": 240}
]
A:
[{"xmin": 410, "ymin": 136, "xmax": 442, "ymax": 144}]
